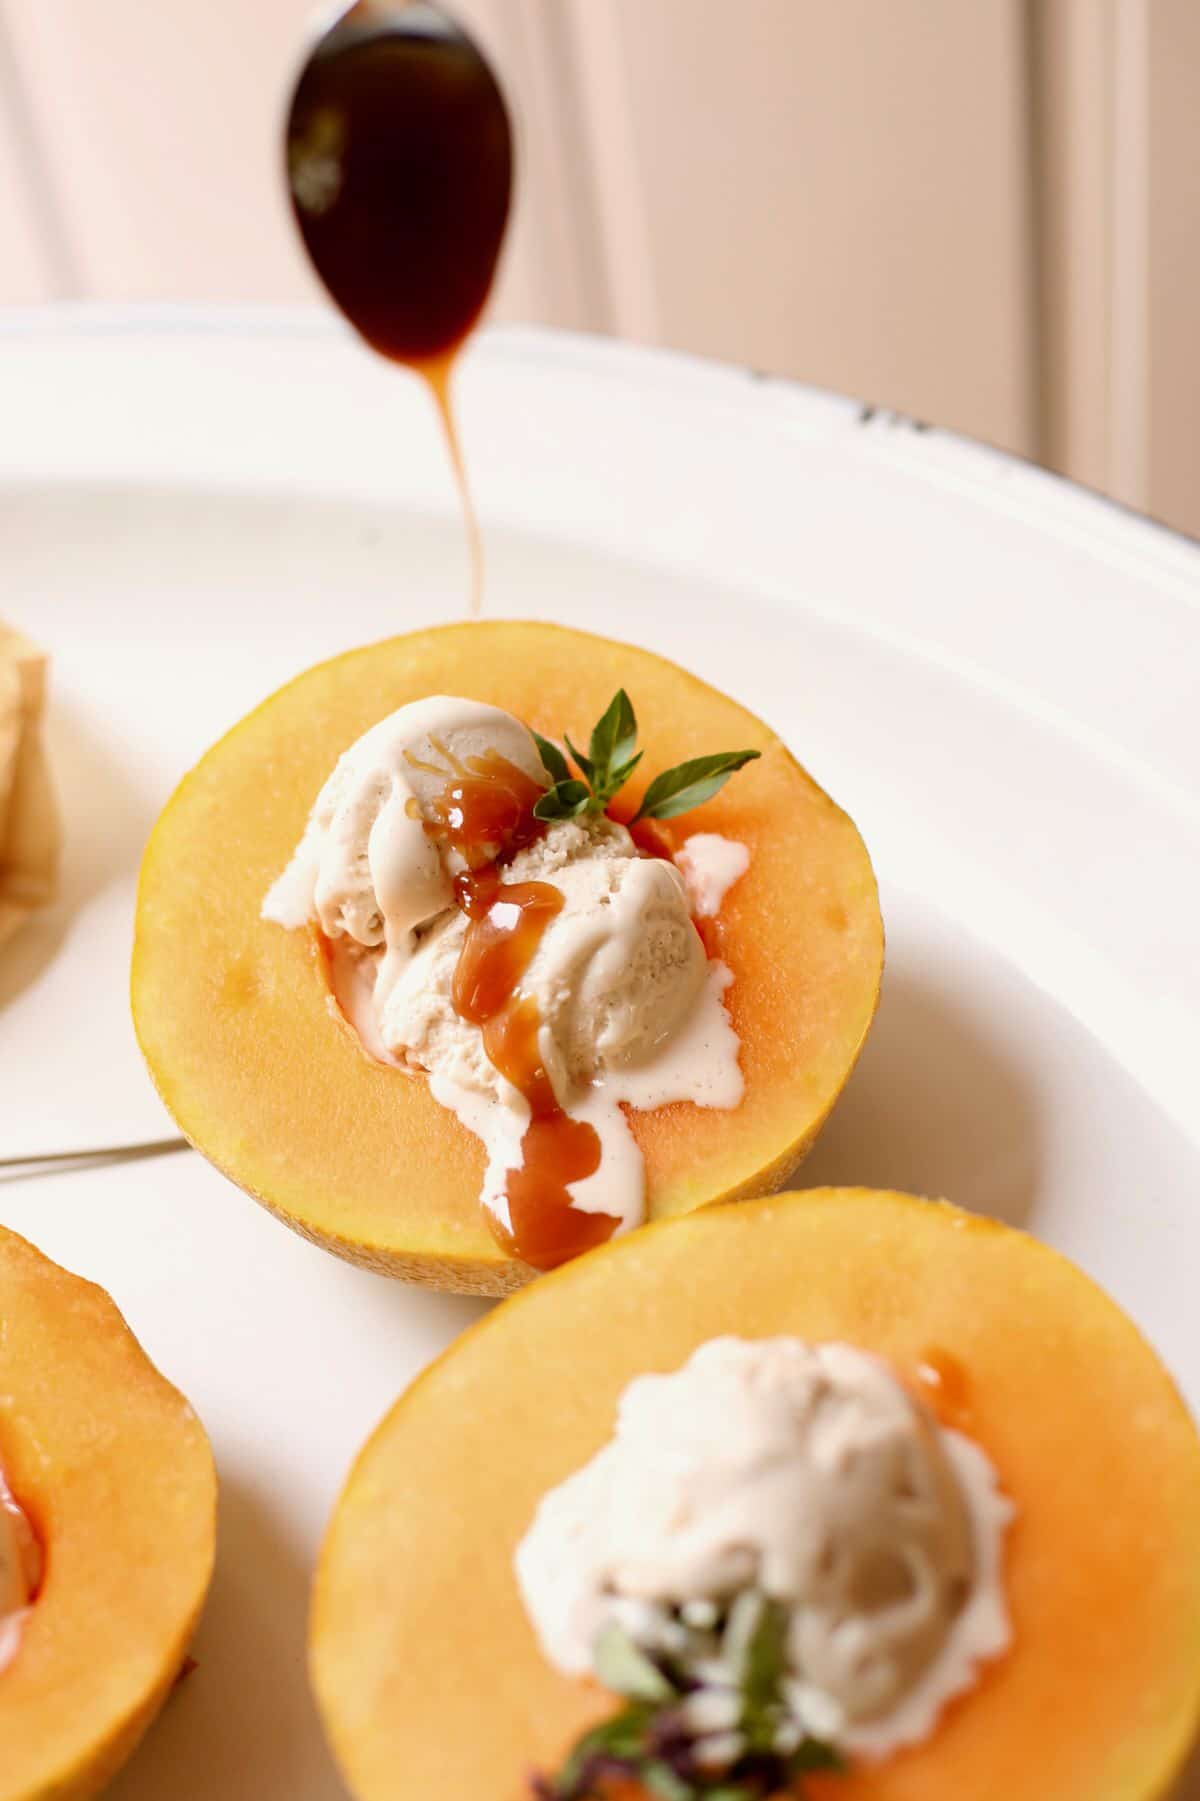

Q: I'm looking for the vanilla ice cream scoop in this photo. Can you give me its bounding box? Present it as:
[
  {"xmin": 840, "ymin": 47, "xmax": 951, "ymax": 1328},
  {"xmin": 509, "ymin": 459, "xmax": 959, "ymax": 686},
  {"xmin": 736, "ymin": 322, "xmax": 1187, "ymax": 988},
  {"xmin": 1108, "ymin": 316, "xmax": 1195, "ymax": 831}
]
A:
[
  {"xmin": 263, "ymin": 696, "xmax": 548, "ymax": 955},
  {"xmin": 379, "ymin": 814, "xmax": 740, "ymax": 1236},
  {"xmin": 516, "ymin": 1337, "xmax": 1012, "ymax": 1758},
  {"xmin": 264, "ymin": 699, "xmax": 747, "ymax": 1258},
  {"xmin": 533, "ymin": 847, "xmax": 706, "ymax": 1080},
  {"xmin": 382, "ymin": 816, "xmax": 710, "ymax": 1096}
]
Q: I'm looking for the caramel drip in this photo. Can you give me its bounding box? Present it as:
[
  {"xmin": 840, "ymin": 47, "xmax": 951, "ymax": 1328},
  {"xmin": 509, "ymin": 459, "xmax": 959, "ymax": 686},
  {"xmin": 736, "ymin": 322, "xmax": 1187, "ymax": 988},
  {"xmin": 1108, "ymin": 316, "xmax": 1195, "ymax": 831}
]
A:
[
  {"xmin": 419, "ymin": 353, "xmax": 484, "ymax": 619},
  {"xmin": 403, "ymin": 750, "xmax": 452, "ymax": 777},
  {"xmin": 423, "ymin": 751, "xmax": 545, "ymax": 871},
  {"xmin": 420, "ymin": 759, "xmax": 618, "ymax": 1270},
  {"xmin": 452, "ymin": 868, "xmax": 563, "ymax": 1021},
  {"xmin": 451, "ymin": 863, "xmax": 615, "ymax": 1271},
  {"xmin": 430, "ymin": 732, "xmax": 469, "ymax": 777}
]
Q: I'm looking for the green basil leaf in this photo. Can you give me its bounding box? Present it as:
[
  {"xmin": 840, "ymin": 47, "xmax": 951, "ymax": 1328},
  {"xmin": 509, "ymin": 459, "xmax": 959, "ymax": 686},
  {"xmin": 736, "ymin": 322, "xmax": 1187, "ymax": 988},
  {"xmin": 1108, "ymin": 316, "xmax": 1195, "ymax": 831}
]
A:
[
  {"xmin": 550, "ymin": 1699, "xmax": 658, "ymax": 1795},
  {"xmin": 722, "ymin": 1589, "xmax": 767, "ymax": 1685},
  {"xmin": 531, "ymin": 729, "xmax": 570, "ymax": 787},
  {"xmin": 588, "ymin": 689, "xmax": 638, "ymax": 786},
  {"xmin": 536, "ymin": 1583, "xmax": 843, "ymax": 1801},
  {"xmin": 734, "ymin": 1592, "xmax": 788, "ymax": 1717},
  {"xmin": 593, "ymin": 1621, "xmax": 677, "ymax": 1703},
  {"xmin": 641, "ymin": 1763, "xmax": 696, "ymax": 1801},
  {"xmin": 533, "ymin": 779, "xmax": 593, "ymax": 822},
  {"xmin": 633, "ymin": 750, "xmax": 761, "ymax": 822},
  {"xmin": 788, "ymin": 1739, "xmax": 844, "ymax": 1774},
  {"xmin": 594, "ymin": 749, "xmax": 644, "ymax": 806},
  {"xmin": 564, "ymin": 732, "xmax": 595, "ymax": 785}
]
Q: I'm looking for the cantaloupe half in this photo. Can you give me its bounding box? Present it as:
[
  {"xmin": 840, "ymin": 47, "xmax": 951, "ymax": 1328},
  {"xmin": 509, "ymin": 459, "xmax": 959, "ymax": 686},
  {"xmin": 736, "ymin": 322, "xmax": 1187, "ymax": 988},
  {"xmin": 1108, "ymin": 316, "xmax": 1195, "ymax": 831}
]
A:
[
  {"xmin": 310, "ymin": 1189, "xmax": 1200, "ymax": 1801},
  {"xmin": 132, "ymin": 623, "xmax": 882, "ymax": 1294},
  {"xmin": 0, "ymin": 1226, "xmax": 216, "ymax": 1801}
]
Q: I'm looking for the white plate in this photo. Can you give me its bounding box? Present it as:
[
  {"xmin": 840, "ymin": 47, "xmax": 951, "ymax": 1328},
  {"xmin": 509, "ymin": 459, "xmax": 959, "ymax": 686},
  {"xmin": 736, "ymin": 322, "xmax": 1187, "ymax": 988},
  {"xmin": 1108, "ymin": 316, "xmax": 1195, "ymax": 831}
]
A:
[{"xmin": 0, "ymin": 307, "xmax": 1197, "ymax": 1799}]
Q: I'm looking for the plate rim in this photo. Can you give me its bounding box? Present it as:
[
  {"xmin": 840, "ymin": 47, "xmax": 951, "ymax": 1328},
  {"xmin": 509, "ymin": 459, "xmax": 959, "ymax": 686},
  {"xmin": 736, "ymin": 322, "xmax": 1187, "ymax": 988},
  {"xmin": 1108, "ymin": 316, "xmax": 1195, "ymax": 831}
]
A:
[{"xmin": 0, "ymin": 299, "xmax": 1195, "ymax": 567}]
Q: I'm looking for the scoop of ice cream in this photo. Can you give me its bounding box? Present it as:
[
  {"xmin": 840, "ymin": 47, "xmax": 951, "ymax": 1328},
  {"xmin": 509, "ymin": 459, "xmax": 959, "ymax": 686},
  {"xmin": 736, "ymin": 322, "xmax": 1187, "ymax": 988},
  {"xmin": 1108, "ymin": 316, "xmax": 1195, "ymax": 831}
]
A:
[
  {"xmin": 263, "ymin": 703, "xmax": 747, "ymax": 1251},
  {"xmin": 262, "ymin": 696, "xmax": 548, "ymax": 957},
  {"xmin": 380, "ymin": 816, "xmax": 707, "ymax": 1098},
  {"xmin": 516, "ymin": 1337, "xmax": 1011, "ymax": 1751}
]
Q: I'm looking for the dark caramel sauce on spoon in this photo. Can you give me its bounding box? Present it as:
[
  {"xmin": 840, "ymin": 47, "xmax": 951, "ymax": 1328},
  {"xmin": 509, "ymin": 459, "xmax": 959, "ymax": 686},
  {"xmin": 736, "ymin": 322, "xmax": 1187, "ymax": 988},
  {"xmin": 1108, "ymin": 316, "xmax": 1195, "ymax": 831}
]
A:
[{"xmin": 286, "ymin": 2, "xmax": 512, "ymax": 614}]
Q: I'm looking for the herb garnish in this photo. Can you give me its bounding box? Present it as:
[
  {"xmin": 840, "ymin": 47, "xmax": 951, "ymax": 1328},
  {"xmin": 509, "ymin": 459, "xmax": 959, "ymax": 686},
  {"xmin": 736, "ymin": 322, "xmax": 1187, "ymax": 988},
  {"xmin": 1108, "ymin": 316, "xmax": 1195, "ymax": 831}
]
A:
[
  {"xmin": 531, "ymin": 1595, "xmax": 842, "ymax": 1801},
  {"xmin": 533, "ymin": 691, "xmax": 760, "ymax": 825}
]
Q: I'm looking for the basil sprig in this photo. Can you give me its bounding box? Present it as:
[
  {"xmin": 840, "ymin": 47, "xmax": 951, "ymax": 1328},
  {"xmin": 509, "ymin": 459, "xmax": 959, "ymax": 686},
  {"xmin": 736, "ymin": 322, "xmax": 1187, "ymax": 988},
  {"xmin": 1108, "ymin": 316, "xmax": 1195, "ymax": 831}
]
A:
[
  {"xmin": 532, "ymin": 1598, "xmax": 841, "ymax": 1801},
  {"xmin": 533, "ymin": 691, "xmax": 759, "ymax": 825}
]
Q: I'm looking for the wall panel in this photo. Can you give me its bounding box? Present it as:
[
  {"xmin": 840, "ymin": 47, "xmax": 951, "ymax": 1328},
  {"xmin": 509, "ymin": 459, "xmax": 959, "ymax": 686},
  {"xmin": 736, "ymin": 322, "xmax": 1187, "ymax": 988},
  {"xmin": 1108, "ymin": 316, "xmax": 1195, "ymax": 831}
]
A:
[
  {"xmin": 0, "ymin": 5, "xmax": 56, "ymax": 301},
  {"xmin": 0, "ymin": 0, "xmax": 1196, "ymax": 532},
  {"xmin": 1146, "ymin": 0, "xmax": 1200, "ymax": 537},
  {"xmin": 565, "ymin": 0, "xmax": 1039, "ymax": 455},
  {"xmin": 0, "ymin": 0, "xmax": 589, "ymax": 328}
]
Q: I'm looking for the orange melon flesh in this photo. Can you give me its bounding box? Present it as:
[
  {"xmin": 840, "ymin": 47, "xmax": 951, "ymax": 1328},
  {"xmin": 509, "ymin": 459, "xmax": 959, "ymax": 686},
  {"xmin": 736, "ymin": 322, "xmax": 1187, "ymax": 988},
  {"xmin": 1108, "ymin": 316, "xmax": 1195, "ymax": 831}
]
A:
[
  {"xmin": 132, "ymin": 622, "xmax": 882, "ymax": 1293},
  {"xmin": 310, "ymin": 1190, "xmax": 1200, "ymax": 1801},
  {"xmin": 0, "ymin": 1227, "xmax": 216, "ymax": 1801}
]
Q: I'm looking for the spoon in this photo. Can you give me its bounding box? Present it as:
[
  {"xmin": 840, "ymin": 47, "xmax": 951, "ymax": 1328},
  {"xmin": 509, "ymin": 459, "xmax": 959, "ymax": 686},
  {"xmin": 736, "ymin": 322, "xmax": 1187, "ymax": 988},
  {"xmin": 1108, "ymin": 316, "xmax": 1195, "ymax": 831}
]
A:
[
  {"xmin": 285, "ymin": 0, "xmax": 512, "ymax": 617},
  {"xmin": 284, "ymin": 0, "xmax": 513, "ymax": 369},
  {"xmin": 0, "ymin": 1138, "xmax": 190, "ymax": 1181}
]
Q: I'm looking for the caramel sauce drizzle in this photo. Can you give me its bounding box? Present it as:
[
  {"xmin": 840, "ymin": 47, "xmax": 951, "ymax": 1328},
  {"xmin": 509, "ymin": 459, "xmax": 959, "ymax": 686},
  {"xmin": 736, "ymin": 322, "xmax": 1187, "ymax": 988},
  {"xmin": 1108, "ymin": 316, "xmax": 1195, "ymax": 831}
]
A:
[
  {"xmin": 423, "ymin": 749, "xmax": 618, "ymax": 1270},
  {"xmin": 419, "ymin": 353, "xmax": 485, "ymax": 619},
  {"xmin": 421, "ymin": 748, "xmax": 543, "ymax": 869}
]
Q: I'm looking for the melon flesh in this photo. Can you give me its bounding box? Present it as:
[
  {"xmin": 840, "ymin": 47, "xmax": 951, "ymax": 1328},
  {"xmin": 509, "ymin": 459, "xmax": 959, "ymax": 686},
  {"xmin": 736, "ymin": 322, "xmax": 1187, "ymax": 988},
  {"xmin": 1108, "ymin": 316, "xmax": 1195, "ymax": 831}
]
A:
[
  {"xmin": 0, "ymin": 1226, "xmax": 216, "ymax": 1801},
  {"xmin": 310, "ymin": 1190, "xmax": 1200, "ymax": 1801},
  {"xmin": 132, "ymin": 623, "xmax": 883, "ymax": 1293}
]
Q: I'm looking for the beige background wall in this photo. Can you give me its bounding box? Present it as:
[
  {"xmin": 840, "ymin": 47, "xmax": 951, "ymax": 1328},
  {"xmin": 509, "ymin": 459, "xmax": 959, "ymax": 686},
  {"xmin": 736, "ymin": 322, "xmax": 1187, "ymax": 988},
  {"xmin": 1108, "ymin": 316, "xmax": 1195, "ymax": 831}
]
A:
[{"xmin": 0, "ymin": 0, "xmax": 1195, "ymax": 535}]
